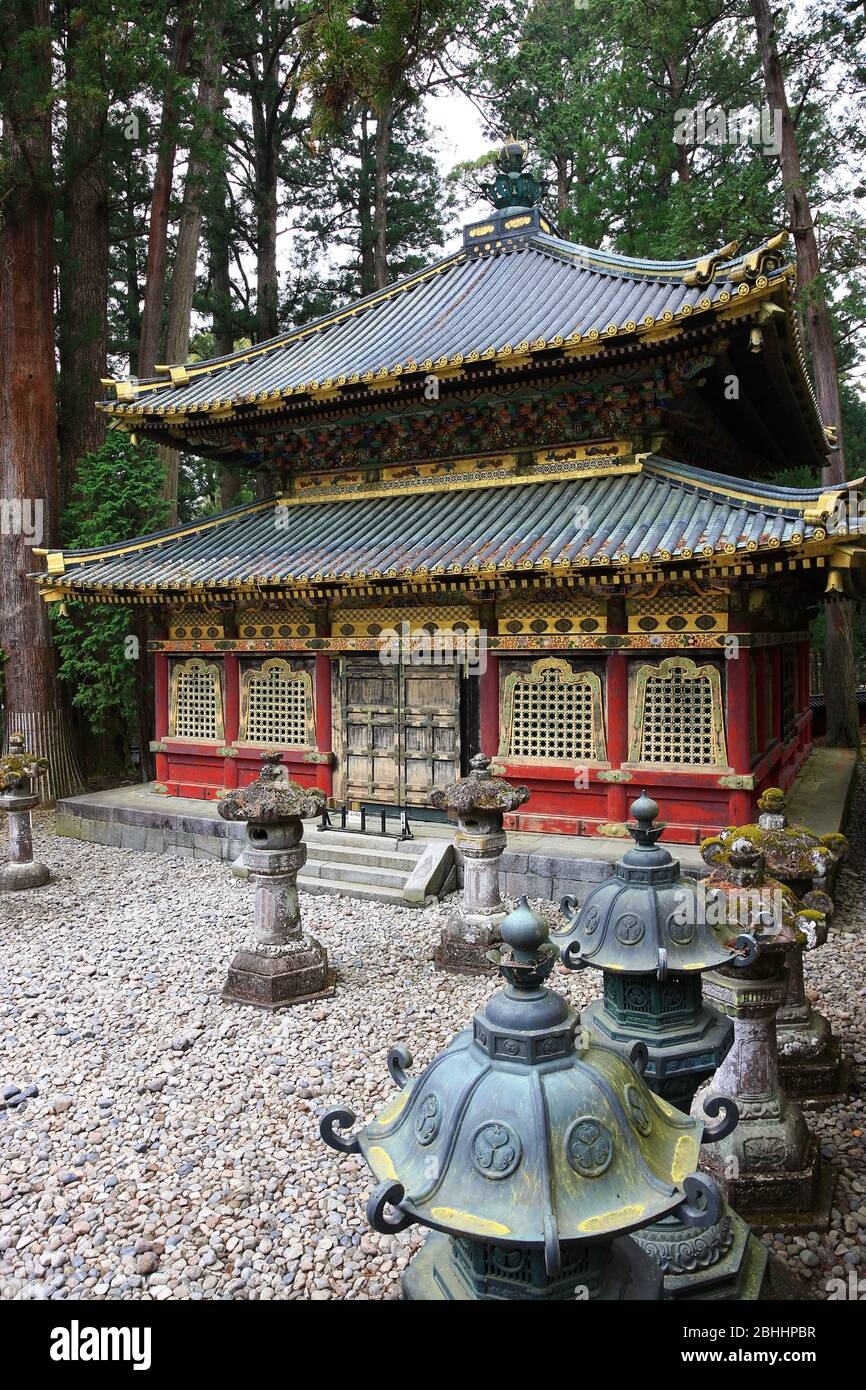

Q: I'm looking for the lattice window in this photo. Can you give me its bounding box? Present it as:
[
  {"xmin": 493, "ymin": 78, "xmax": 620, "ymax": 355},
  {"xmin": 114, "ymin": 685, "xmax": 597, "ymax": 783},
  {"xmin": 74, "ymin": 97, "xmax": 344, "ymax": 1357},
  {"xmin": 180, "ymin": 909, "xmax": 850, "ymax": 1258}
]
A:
[
  {"xmin": 169, "ymin": 658, "xmax": 224, "ymax": 741},
  {"xmin": 239, "ymin": 659, "xmax": 314, "ymax": 747},
  {"xmin": 781, "ymin": 646, "xmax": 797, "ymax": 743},
  {"xmin": 499, "ymin": 658, "xmax": 606, "ymax": 762},
  {"xmin": 629, "ymin": 657, "xmax": 727, "ymax": 767}
]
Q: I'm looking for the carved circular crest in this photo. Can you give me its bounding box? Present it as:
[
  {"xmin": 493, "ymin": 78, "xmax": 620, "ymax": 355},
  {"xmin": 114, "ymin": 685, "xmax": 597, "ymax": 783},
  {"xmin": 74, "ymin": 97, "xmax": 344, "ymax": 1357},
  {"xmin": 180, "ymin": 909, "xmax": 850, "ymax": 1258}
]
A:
[
  {"xmin": 414, "ymin": 1094, "xmax": 441, "ymax": 1146},
  {"xmin": 582, "ymin": 905, "xmax": 601, "ymax": 935},
  {"xmin": 565, "ymin": 1117, "xmax": 614, "ymax": 1177},
  {"xmin": 625, "ymin": 1083, "xmax": 653, "ymax": 1136},
  {"xmin": 665, "ymin": 911, "xmax": 696, "ymax": 946},
  {"xmin": 615, "ymin": 912, "xmax": 645, "ymax": 946},
  {"xmin": 471, "ymin": 1122, "xmax": 522, "ymax": 1180}
]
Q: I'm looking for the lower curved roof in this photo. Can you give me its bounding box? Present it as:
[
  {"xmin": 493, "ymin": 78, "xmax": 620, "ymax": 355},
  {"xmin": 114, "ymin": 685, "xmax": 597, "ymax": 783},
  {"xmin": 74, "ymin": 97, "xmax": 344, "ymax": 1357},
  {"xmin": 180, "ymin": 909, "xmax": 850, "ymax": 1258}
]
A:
[{"xmin": 35, "ymin": 456, "xmax": 856, "ymax": 598}]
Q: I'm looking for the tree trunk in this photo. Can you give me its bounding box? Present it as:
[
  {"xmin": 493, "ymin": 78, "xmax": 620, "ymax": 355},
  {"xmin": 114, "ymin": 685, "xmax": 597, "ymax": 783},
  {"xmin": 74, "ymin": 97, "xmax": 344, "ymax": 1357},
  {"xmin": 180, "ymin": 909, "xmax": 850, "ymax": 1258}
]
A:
[
  {"xmin": 373, "ymin": 93, "xmax": 393, "ymax": 289},
  {"xmin": 161, "ymin": 32, "xmax": 225, "ymax": 525},
  {"xmin": 358, "ymin": 109, "xmax": 376, "ymax": 294},
  {"xmin": 58, "ymin": 135, "xmax": 108, "ymax": 502},
  {"xmin": 125, "ymin": 154, "xmax": 143, "ymax": 376},
  {"xmin": 749, "ymin": 0, "xmax": 859, "ymax": 748},
  {"xmin": 555, "ymin": 155, "xmax": 571, "ymax": 217},
  {"xmin": 251, "ymin": 58, "xmax": 279, "ymax": 343},
  {"xmin": 0, "ymin": 0, "xmax": 83, "ymax": 799},
  {"xmin": 207, "ymin": 179, "xmax": 240, "ymax": 510},
  {"xmin": 137, "ymin": 3, "xmax": 195, "ymax": 378}
]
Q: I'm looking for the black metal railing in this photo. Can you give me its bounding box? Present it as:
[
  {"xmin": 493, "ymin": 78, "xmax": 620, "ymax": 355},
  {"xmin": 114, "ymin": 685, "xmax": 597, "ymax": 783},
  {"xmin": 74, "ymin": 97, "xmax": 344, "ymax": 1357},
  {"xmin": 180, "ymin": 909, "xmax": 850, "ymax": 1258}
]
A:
[{"xmin": 317, "ymin": 803, "xmax": 413, "ymax": 841}]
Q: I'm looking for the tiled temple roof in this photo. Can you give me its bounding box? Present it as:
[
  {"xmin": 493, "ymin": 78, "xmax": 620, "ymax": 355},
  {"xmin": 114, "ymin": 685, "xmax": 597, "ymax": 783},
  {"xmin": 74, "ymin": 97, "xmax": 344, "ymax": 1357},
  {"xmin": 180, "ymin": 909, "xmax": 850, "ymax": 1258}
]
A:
[
  {"xmin": 98, "ymin": 218, "xmax": 810, "ymax": 429},
  {"xmin": 35, "ymin": 457, "xmax": 855, "ymax": 599}
]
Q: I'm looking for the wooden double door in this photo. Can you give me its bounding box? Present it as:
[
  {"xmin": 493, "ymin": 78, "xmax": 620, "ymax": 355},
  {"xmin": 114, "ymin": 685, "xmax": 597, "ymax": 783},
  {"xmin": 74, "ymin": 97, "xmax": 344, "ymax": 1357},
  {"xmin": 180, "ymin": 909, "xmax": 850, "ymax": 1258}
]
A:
[{"xmin": 338, "ymin": 658, "xmax": 461, "ymax": 807}]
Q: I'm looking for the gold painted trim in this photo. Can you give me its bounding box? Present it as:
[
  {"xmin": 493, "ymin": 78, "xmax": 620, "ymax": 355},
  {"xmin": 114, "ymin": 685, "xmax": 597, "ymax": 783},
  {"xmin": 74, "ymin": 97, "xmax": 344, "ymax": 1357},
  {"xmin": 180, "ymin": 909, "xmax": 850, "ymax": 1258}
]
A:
[{"xmin": 100, "ymin": 253, "xmax": 467, "ymax": 399}]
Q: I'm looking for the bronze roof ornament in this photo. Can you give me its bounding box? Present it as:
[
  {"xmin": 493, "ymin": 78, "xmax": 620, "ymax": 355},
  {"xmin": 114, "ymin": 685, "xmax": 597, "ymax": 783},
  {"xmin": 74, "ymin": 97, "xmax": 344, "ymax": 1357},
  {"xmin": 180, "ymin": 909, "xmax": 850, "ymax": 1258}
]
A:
[{"xmin": 479, "ymin": 140, "xmax": 546, "ymax": 211}]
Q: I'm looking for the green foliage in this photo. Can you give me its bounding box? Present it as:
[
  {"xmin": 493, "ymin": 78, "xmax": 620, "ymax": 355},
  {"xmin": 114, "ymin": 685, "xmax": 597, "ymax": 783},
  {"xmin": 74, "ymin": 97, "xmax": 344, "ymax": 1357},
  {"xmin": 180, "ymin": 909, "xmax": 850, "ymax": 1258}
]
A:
[
  {"xmin": 53, "ymin": 433, "xmax": 169, "ymax": 744},
  {"xmin": 287, "ymin": 105, "xmax": 453, "ymax": 314}
]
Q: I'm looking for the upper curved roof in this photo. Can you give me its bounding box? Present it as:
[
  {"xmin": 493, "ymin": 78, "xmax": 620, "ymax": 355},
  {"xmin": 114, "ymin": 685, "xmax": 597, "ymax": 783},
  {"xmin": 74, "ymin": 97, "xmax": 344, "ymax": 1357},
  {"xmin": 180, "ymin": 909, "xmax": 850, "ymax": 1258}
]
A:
[{"xmin": 98, "ymin": 216, "xmax": 820, "ymax": 444}]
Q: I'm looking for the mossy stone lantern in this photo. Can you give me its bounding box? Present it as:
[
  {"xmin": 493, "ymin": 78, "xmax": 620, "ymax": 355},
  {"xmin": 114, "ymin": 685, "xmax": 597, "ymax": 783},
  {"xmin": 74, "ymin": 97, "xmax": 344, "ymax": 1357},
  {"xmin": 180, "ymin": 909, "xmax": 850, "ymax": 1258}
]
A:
[
  {"xmin": 553, "ymin": 793, "xmax": 751, "ymax": 1108},
  {"xmin": 321, "ymin": 897, "xmax": 738, "ymax": 1301},
  {"xmin": 702, "ymin": 787, "xmax": 849, "ymax": 1108},
  {"xmin": 429, "ymin": 753, "xmax": 529, "ymax": 975},
  {"xmin": 218, "ymin": 751, "xmax": 333, "ymax": 1008},
  {"xmin": 693, "ymin": 838, "xmax": 834, "ymax": 1233},
  {"xmin": 0, "ymin": 733, "xmax": 50, "ymax": 891}
]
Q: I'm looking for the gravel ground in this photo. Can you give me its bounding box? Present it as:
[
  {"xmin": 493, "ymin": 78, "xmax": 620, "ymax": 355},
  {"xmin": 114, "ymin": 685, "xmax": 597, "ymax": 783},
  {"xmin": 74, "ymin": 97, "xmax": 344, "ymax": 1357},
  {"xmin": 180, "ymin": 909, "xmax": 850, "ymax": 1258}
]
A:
[{"xmin": 0, "ymin": 786, "xmax": 864, "ymax": 1302}]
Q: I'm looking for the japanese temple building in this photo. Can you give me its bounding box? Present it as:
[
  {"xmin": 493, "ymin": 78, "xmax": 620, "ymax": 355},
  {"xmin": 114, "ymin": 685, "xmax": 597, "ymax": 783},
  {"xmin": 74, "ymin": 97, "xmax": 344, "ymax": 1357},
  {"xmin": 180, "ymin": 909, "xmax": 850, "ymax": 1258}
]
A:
[{"xmin": 34, "ymin": 146, "xmax": 866, "ymax": 844}]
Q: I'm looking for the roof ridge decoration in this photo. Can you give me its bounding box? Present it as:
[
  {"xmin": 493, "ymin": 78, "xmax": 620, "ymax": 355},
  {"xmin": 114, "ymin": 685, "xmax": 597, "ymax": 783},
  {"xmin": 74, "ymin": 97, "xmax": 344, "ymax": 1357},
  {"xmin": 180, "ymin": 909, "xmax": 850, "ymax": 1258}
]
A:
[{"xmin": 478, "ymin": 139, "xmax": 546, "ymax": 212}]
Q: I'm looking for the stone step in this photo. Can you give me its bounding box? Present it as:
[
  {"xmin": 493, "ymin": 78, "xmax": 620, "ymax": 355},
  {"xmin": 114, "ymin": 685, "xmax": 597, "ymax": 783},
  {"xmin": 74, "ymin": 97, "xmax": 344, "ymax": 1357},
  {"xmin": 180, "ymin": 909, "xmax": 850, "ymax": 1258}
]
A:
[
  {"xmin": 302, "ymin": 858, "xmax": 410, "ymax": 890},
  {"xmin": 306, "ymin": 826, "xmax": 425, "ymax": 858},
  {"xmin": 305, "ymin": 839, "xmax": 415, "ymax": 873},
  {"xmin": 297, "ymin": 872, "xmax": 413, "ymax": 905}
]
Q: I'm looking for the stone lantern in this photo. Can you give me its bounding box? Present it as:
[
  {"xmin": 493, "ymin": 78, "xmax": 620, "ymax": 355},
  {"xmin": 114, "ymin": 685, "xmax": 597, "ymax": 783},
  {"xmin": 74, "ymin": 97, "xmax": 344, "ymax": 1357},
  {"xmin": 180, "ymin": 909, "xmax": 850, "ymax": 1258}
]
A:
[
  {"xmin": 320, "ymin": 897, "xmax": 739, "ymax": 1301},
  {"xmin": 553, "ymin": 792, "xmax": 752, "ymax": 1108},
  {"xmin": 429, "ymin": 753, "xmax": 529, "ymax": 975},
  {"xmin": 693, "ymin": 837, "xmax": 834, "ymax": 1233},
  {"xmin": 217, "ymin": 751, "xmax": 332, "ymax": 1008},
  {"xmin": 0, "ymin": 734, "xmax": 50, "ymax": 892},
  {"xmin": 702, "ymin": 787, "xmax": 849, "ymax": 1108}
]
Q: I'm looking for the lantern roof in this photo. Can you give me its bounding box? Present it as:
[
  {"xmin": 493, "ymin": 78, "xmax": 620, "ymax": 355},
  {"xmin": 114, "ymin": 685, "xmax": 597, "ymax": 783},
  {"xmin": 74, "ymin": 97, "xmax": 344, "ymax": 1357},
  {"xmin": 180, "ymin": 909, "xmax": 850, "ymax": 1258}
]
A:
[
  {"xmin": 552, "ymin": 792, "xmax": 744, "ymax": 975},
  {"xmin": 323, "ymin": 898, "xmax": 735, "ymax": 1268},
  {"xmin": 700, "ymin": 837, "xmax": 829, "ymax": 952},
  {"xmin": 429, "ymin": 752, "xmax": 529, "ymax": 817},
  {"xmin": 217, "ymin": 750, "xmax": 325, "ymax": 823},
  {"xmin": 701, "ymin": 786, "xmax": 848, "ymax": 889},
  {"xmin": 0, "ymin": 733, "xmax": 49, "ymax": 795}
]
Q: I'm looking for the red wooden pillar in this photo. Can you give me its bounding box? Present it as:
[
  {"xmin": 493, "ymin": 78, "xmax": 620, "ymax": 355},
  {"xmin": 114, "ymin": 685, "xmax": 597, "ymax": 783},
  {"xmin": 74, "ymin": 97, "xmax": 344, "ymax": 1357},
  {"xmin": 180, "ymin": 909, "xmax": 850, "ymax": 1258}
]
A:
[
  {"xmin": 314, "ymin": 654, "xmax": 334, "ymax": 796},
  {"xmin": 798, "ymin": 638, "xmax": 812, "ymax": 750},
  {"xmin": 726, "ymin": 646, "xmax": 753, "ymax": 825},
  {"xmin": 770, "ymin": 646, "xmax": 783, "ymax": 744},
  {"xmin": 221, "ymin": 653, "xmax": 240, "ymax": 789},
  {"xmin": 479, "ymin": 654, "xmax": 500, "ymax": 758},
  {"xmin": 153, "ymin": 652, "xmax": 169, "ymax": 786},
  {"xmin": 605, "ymin": 650, "xmax": 629, "ymax": 821},
  {"xmin": 754, "ymin": 648, "xmax": 769, "ymax": 758}
]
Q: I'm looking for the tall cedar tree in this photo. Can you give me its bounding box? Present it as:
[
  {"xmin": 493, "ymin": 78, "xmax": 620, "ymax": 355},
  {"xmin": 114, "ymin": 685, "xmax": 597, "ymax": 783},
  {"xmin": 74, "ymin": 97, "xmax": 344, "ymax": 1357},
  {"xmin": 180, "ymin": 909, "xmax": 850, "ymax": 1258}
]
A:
[
  {"xmin": 0, "ymin": 0, "xmax": 83, "ymax": 796},
  {"xmin": 749, "ymin": 0, "xmax": 859, "ymax": 747}
]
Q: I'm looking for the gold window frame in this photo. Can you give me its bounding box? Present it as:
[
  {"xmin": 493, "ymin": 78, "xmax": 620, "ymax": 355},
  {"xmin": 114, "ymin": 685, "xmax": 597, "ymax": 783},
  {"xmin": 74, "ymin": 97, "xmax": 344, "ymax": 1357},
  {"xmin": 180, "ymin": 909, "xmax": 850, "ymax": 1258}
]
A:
[
  {"xmin": 238, "ymin": 658, "xmax": 315, "ymax": 749},
  {"xmin": 168, "ymin": 657, "xmax": 225, "ymax": 742},
  {"xmin": 499, "ymin": 656, "xmax": 607, "ymax": 763},
  {"xmin": 628, "ymin": 656, "xmax": 728, "ymax": 769}
]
